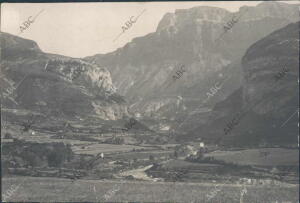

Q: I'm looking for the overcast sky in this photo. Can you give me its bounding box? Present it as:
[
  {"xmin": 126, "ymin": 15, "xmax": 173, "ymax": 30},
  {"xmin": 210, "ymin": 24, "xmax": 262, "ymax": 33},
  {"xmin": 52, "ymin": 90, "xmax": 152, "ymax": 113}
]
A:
[{"xmin": 1, "ymin": 1, "xmax": 297, "ymax": 58}]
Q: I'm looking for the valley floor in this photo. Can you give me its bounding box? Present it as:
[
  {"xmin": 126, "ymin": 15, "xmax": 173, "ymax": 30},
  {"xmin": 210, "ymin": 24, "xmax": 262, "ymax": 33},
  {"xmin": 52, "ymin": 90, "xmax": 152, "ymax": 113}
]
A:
[
  {"xmin": 2, "ymin": 176, "xmax": 299, "ymax": 203},
  {"xmin": 2, "ymin": 111, "xmax": 299, "ymax": 202}
]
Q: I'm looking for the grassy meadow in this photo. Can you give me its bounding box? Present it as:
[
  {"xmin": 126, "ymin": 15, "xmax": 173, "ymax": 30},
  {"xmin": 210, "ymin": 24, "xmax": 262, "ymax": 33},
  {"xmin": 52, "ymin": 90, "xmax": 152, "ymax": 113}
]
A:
[{"xmin": 2, "ymin": 176, "xmax": 299, "ymax": 202}]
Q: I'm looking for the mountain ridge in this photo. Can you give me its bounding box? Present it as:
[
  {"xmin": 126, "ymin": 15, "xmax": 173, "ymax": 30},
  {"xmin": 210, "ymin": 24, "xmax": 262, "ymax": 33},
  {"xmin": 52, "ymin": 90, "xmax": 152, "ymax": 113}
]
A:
[
  {"xmin": 0, "ymin": 32, "xmax": 128, "ymax": 121},
  {"xmin": 85, "ymin": 2, "xmax": 299, "ymax": 132}
]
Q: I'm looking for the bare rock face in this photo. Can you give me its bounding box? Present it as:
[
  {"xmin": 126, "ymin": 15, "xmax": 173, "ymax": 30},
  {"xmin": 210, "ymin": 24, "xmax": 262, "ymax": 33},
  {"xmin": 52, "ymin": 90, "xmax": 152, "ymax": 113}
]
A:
[
  {"xmin": 156, "ymin": 7, "xmax": 228, "ymax": 34},
  {"xmin": 0, "ymin": 32, "xmax": 128, "ymax": 120},
  {"xmin": 187, "ymin": 22, "xmax": 299, "ymax": 146}
]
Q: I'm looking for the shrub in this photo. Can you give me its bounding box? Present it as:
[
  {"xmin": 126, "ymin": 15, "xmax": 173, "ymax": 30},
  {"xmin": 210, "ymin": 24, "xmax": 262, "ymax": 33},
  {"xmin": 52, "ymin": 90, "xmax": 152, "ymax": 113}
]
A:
[
  {"xmin": 4, "ymin": 133, "xmax": 13, "ymax": 139},
  {"xmin": 149, "ymin": 155, "xmax": 155, "ymax": 161},
  {"xmin": 47, "ymin": 151, "xmax": 64, "ymax": 167}
]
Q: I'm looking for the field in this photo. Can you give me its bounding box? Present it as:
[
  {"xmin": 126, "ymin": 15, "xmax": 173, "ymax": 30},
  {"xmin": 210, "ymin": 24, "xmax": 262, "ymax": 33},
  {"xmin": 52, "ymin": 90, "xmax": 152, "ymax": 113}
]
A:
[
  {"xmin": 72, "ymin": 143, "xmax": 153, "ymax": 155},
  {"xmin": 112, "ymin": 150, "xmax": 173, "ymax": 160},
  {"xmin": 205, "ymin": 148, "xmax": 299, "ymax": 166},
  {"xmin": 2, "ymin": 112, "xmax": 299, "ymax": 202},
  {"xmin": 2, "ymin": 176, "xmax": 299, "ymax": 202},
  {"xmin": 160, "ymin": 160, "xmax": 219, "ymax": 170}
]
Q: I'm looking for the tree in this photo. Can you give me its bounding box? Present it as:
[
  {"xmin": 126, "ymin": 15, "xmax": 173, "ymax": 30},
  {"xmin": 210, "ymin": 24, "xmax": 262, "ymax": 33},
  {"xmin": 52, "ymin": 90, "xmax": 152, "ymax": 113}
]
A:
[
  {"xmin": 174, "ymin": 151, "xmax": 178, "ymax": 159},
  {"xmin": 149, "ymin": 155, "xmax": 155, "ymax": 161},
  {"xmin": 47, "ymin": 151, "xmax": 64, "ymax": 167},
  {"xmin": 114, "ymin": 137, "xmax": 124, "ymax": 144},
  {"xmin": 197, "ymin": 149, "xmax": 204, "ymax": 160},
  {"xmin": 4, "ymin": 133, "xmax": 13, "ymax": 139}
]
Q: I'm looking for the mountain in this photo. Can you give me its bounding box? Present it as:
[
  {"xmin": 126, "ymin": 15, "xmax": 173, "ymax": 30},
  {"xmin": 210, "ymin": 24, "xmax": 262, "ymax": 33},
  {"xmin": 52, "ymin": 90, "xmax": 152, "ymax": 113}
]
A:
[
  {"xmin": 0, "ymin": 32, "xmax": 128, "ymax": 121},
  {"xmin": 86, "ymin": 2, "xmax": 299, "ymax": 131},
  {"xmin": 186, "ymin": 21, "xmax": 299, "ymax": 146}
]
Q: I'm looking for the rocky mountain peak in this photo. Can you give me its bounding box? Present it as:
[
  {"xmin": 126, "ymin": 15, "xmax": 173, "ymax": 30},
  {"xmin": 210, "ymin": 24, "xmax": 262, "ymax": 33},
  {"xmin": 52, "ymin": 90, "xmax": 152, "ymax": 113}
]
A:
[
  {"xmin": 156, "ymin": 2, "xmax": 298, "ymax": 36},
  {"xmin": 240, "ymin": 2, "xmax": 299, "ymax": 22},
  {"xmin": 156, "ymin": 6, "xmax": 229, "ymax": 33}
]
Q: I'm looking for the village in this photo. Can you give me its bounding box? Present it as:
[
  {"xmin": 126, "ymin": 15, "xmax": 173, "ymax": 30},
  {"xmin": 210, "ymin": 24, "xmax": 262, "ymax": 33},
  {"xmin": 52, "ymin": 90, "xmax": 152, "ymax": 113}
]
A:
[{"xmin": 2, "ymin": 118, "xmax": 298, "ymax": 187}]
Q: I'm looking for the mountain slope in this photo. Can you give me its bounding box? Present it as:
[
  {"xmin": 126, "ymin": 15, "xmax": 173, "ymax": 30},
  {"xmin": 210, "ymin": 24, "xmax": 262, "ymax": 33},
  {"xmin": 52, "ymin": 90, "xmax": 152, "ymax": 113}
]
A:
[
  {"xmin": 0, "ymin": 32, "xmax": 128, "ymax": 121},
  {"xmin": 186, "ymin": 21, "xmax": 299, "ymax": 146},
  {"xmin": 86, "ymin": 2, "xmax": 299, "ymax": 131}
]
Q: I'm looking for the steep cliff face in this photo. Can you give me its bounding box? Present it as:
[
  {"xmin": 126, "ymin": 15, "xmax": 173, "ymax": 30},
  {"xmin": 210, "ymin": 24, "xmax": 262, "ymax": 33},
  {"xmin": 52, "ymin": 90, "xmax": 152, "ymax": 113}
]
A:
[
  {"xmin": 86, "ymin": 2, "xmax": 299, "ymax": 128},
  {"xmin": 187, "ymin": 22, "xmax": 299, "ymax": 146},
  {"xmin": 45, "ymin": 59, "xmax": 116, "ymax": 97},
  {"xmin": 0, "ymin": 32, "xmax": 128, "ymax": 120}
]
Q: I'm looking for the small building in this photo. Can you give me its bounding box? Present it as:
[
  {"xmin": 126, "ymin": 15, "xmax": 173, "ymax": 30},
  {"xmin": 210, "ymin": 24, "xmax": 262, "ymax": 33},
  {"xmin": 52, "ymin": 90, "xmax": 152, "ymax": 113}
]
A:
[{"xmin": 175, "ymin": 144, "xmax": 198, "ymax": 157}]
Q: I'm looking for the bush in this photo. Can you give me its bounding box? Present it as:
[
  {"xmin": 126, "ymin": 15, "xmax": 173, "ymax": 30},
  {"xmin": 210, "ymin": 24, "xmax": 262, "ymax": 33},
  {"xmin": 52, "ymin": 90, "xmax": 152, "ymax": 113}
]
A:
[
  {"xmin": 149, "ymin": 155, "xmax": 155, "ymax": 161},
  {"xmin": 104, "ymin": 136, "xmax": 124, "ymax": 144},
  {"xmin": 47, "ymin": 151, "xmax": 64, "ymax": 167},
  {"xmin": 4, "ymin": 133, "xmax": 13, "ymax": 139}
]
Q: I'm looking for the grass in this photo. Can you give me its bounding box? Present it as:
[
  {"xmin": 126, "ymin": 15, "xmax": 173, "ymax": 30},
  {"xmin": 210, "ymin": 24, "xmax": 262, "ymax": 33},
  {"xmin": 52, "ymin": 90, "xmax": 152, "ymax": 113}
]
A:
[
  {"xmin": 72, "ymin": 143, "xmax": 152, "ymax": 155},
  {"xmin": 205, "ymin": 148, "xmax": 299, "ymax": 166},
  {"xmin": 2, "ymin": 176, "xmax": 298, "ymax": 202},
  {"xmin": 112, "ymin": 150, "xmax": 173, "ymax": 160},
  {"xmin": 161, "ymin": 160, "xmax": 219, "ymax": 170}
]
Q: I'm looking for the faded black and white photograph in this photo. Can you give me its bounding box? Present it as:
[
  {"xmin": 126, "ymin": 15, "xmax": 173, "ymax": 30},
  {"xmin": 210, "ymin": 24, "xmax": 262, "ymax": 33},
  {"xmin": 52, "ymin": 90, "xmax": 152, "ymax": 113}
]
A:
[{"xmin": 0, "ymin": 1, "xmax": 299, "ymax": 202}]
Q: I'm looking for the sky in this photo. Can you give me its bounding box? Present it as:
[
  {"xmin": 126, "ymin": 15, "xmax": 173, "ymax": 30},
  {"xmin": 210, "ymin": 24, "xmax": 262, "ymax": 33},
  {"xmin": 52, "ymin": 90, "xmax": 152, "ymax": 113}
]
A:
[{"xmin": 1, "ymin": 1, "xmax": 298, "ymax": 58}]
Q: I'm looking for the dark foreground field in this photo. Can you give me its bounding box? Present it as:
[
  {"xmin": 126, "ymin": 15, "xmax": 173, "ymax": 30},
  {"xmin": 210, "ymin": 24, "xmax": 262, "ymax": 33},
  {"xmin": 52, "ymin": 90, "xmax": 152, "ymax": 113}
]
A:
[{"xmin": 2, "ymin": 176, "xmax": 299, "ymax": 203}]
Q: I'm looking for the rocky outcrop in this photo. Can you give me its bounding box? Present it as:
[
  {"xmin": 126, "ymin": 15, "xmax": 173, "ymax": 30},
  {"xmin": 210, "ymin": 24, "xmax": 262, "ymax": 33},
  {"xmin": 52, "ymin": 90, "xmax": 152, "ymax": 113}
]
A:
[{"xmin": 0, "ymin": 32, "xmax": 128, "ymax": 120}]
